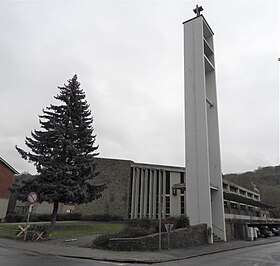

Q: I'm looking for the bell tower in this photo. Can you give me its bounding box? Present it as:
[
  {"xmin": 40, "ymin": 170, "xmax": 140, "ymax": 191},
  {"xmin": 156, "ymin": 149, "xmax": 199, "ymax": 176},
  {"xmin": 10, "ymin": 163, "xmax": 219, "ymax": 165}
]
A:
[{"xmin": 184, "ymin": 6, "xmax": 226, "ymax": 242}]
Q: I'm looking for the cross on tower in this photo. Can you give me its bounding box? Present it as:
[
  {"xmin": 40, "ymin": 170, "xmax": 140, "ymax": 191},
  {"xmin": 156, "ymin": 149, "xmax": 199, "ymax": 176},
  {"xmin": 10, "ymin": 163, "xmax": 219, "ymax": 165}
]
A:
[{"xmin": 193, "ymin": 5, "xmax": 203, "ymax": 16}]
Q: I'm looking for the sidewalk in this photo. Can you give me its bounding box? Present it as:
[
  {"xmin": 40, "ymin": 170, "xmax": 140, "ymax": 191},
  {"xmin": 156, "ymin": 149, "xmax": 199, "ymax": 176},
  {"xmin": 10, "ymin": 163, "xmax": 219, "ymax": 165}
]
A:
[{"xmin": 1, "ymin": 236, "xmax": 280, "ymax": 264}]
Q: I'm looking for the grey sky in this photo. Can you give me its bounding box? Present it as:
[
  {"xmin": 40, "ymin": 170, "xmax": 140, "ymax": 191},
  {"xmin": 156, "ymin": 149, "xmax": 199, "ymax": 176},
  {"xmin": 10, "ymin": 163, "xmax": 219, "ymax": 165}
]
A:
[{"xmin": 0, "ymin": 1, "xmax": 279, "ymax": 175}]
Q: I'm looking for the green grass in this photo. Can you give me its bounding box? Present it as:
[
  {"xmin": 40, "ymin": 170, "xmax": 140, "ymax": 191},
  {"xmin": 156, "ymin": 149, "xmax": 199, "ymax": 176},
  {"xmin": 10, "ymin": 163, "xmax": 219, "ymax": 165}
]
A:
[
  {"xmin": 0, "ymin": 224, "xmax": 19, "ymax": 238},
  {"xmin": 0, "ymin": 221, "xmax": 125, "ymax": 239},
  {"xmin": 51, "ymin": 222, "xmax": 125, "ymax": 238}
]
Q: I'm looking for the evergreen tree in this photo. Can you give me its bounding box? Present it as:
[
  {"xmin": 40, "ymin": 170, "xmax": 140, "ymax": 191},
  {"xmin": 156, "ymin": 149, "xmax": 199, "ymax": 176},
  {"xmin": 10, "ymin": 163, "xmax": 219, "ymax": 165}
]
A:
[{"xmin": 13, "ymin": 75, "xmax": 105, "ymax": 228}]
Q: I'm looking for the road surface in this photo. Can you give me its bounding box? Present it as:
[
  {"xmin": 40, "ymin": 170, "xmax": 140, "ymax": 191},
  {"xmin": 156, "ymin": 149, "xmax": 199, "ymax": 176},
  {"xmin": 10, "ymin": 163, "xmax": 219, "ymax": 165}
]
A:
[{"xmin": 1, "ymin": 242, "xmax": 280, "ymax": 266}]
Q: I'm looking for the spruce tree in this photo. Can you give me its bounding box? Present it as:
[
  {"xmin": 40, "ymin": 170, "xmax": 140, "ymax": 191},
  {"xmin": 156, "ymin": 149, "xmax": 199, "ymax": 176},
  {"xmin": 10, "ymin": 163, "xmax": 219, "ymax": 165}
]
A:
[{"xmin": 14, "ymin": 75, "xmax": 105, "ymax": 228}]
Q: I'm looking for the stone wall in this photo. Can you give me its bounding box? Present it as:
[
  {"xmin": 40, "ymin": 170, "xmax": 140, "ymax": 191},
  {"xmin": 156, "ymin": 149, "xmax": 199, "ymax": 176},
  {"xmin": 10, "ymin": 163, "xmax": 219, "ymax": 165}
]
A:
[
  {"xmin": 108, "ymin": 224, "xmax": 207, "ymax": 251},
  {"xmin": 75, "ymin": 158, "xmax": 132, "ymax": 219}
]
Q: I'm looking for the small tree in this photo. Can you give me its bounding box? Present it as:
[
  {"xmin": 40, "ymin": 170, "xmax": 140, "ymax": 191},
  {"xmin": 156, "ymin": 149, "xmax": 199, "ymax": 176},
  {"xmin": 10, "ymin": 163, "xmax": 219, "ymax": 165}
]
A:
[{"xmin": 12, "ymin": 75, "xmax": 105, "ymax": 229}]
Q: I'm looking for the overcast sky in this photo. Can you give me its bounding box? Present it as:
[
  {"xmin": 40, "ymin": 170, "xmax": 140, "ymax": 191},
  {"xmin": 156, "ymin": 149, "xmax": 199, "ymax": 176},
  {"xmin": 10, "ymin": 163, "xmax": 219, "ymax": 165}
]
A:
[{"xmin": 0, "ymin": 0, "xmax": 279, "ymax": 175}]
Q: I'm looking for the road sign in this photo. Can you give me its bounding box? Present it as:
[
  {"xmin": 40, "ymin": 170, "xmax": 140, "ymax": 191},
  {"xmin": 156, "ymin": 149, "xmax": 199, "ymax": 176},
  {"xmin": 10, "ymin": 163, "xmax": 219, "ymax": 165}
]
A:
[
  {"xmin": 27, "ymin": 192, "xmax": 38, "ymax": 203},
  {"xmin": 165, "ymin": 223, "xmax": 174, "ymax": 233}
]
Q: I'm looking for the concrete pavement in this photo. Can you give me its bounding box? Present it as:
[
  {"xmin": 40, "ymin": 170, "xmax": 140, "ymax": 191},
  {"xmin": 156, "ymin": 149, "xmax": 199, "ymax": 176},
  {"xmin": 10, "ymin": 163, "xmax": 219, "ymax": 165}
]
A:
[{"xmin": 1, "ymin": 236, "xmax": 280, "ymax": 264}]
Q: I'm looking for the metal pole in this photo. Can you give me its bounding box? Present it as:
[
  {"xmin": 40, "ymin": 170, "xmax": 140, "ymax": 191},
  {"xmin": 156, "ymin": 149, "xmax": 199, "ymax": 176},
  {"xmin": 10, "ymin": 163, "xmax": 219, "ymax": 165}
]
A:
[
  {"xmin": 167, "ymin": 231, "xmax": 170, "ymax": 249},
  {"xmin": 24, "ymin": 205, "xmax": 33, "ymax": 241}
]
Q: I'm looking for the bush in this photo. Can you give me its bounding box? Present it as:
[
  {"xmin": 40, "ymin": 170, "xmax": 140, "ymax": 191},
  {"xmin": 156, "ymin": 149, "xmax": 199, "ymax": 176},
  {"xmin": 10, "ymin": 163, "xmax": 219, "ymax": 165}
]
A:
[
  {"xmin": 92, "ymin": 232, "xmax": 119, "ymax": 249},
  {"xmin": 92, "ymin": 226, "xmax": 152, "ymax": 249},
  {"xmin": 4, "ymin": 213, "xmax": 25, "ymax": 223},
  {"xmin": 127, "ymin": 218, "xmax": 152, "ymax": 230},
  {"xmin": 57, "ymin": 213, "xmax": 81, "ymax": 221},
  {"xmin": 81, "ymin": 214, "xmax": 123, "ymax": 222},
  {"xmin": 92, "ymin": 216, "xmax": 190, "ymax": 250},
  {"xmin": 121, "ymin": 226, "xmax": 153, "ymax": 238},
  {"xmin": 4, "ymin": 212, "xmax": 124, "ymax": 223},
  {"xmin": 175, "ymin": 215, "xmax": 190, "ymax": 229},
  {"xmin": 31, "ymin": 214, "xmax": 51, "ymax": 222}
]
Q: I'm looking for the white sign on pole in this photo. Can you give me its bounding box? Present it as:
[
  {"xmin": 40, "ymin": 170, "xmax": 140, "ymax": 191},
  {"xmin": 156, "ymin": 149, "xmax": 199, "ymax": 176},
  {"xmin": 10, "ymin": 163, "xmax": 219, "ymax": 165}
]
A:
[{"xmin": 27, "ymin": 192, "xmax": 38, "ymax": 203}]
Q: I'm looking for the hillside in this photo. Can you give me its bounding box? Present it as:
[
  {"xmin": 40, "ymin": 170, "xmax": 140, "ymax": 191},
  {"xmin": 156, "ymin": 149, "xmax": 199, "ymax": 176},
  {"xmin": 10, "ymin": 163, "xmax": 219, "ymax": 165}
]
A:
[{"xmin": 223, "ymin": 165, "xmax": 280, "ymax": 217}]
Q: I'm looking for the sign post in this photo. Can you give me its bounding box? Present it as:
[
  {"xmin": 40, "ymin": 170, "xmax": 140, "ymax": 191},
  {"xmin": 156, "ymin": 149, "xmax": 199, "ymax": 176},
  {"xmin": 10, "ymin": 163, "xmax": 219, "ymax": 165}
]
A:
[
  {"xmin": 24, "ymin": 192, "xmax": 38, "ymax": 241},
  {"xmin": 165, "ymin": 224, "xmax": 174, "ymax": 249}
]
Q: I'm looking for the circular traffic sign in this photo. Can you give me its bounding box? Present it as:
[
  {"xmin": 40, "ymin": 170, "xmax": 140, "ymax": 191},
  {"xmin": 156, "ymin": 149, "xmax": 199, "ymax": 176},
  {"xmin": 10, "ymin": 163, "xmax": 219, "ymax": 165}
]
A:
[{"xmin": 27, "ymin": 192, "xmax": 38, "ymax": 203}]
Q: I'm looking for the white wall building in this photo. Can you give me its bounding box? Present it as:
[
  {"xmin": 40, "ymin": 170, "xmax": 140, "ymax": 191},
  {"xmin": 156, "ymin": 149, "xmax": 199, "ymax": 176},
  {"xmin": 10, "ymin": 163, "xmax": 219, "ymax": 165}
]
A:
[
  {"xmin": 130, "ymin": 162, "xmax": 186, "ymax": 220},
  {"xmin": 128, "ymin": 161, "xmax": 275, "ymax": 224}
]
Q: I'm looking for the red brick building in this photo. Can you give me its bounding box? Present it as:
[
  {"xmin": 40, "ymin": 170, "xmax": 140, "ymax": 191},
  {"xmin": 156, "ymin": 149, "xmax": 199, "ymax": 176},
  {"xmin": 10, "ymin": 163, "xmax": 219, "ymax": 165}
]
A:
[{"xmin": 0, "ymin": 157, "xmax": 19, "ymax": 219}]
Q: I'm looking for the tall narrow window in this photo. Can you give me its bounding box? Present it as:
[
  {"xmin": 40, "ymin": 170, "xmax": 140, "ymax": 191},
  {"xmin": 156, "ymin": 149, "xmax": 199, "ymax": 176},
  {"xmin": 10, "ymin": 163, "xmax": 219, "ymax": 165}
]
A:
[
  {"xmin": 165, "ymin": 196, "xmax": 170, "ymax": 216},
  {"xmin": 180, "ymin": 172, "xmax": 185, "ymax": 184},
  {"xmin": 146, "ymin": 170, "xmax": 150, "ymax": 216},
  {"xmin": 156, "ymin": 170, "xmax": 159, "ymax": 196},
  {"xmin": 138, "ymin": 169, "xmax": 142, "ymax": 216},
  {"xmin": 180, "ymin": 172, "xmax": 185, "ymax": 194},
  {"xmin": 166, "ymin": 171, "xmax": 170, "ymax": 194},
  {"xmin": 128, "ymin": 167, "xmax": 133, "ymax": 216},
  {"xmin": 180, "ymin": 196, "xmax": 185, "ymax": 214}
]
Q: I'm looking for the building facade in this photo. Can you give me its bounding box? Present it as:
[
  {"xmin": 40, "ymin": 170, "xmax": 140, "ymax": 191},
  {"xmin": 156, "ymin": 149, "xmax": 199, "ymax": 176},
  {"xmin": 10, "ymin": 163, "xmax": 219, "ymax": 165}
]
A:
[
  {"xmin": 8, "ymin": 155, "xmax": 276, "ymax": 241},
  {"xmin": 130, "ymin": 162, "xmax": 185, "ymax": 219},
  {"xmin": 75, "ymin": 158, "xmax": 132, "ymax": 219},
  {"xmin": 223, "ymin": 180, "xmax": 273, "ymax": 222},
  {"xmin": 0, "ymin": 157, "xmax": 19, "ymax": 219},
  {"xmin": 77, "ymin": 158, "xmax": 274, "ymax": 228}
]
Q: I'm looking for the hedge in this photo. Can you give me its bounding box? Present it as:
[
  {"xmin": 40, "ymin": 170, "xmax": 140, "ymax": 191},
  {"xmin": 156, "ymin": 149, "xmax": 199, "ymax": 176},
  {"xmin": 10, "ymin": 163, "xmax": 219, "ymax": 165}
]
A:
[{"xmin": 3, "ymin": 213, "xmax": 123, "ymax": 223}]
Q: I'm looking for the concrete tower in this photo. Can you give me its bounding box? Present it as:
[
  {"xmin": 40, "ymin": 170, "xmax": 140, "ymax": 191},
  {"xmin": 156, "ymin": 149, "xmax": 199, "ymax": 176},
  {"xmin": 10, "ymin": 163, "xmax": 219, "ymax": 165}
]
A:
[{"xmin": 183, "ymin": 7, "xmax": 226, "ymax": 243}]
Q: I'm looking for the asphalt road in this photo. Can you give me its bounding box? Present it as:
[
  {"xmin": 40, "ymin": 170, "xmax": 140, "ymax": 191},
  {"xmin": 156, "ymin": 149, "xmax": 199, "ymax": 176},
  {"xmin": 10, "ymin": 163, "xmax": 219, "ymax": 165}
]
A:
[
  {"xmin": 1, "ymin": 242, "xmax": 280, "ymax": 266},
  {"xmin": 161, "ymin": 242, "xmax": 280, "ymax": 266},
  {"xmin": 0, "ymin": 246, "xmax": 126, "ymax": 266}
]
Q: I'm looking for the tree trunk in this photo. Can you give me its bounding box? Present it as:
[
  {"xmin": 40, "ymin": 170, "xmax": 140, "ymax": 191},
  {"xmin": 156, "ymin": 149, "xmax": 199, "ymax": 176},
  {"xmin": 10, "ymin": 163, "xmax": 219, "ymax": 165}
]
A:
[{"xmin": 50, "ymin": 201, "xmax": 59, "ymax": 232}]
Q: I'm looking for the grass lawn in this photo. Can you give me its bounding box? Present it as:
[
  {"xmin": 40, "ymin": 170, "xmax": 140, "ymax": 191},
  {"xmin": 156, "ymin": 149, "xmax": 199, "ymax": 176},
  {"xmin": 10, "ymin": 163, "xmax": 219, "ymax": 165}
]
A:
[
  {"xmin": 51, "ymin": 222, "xmax": 125, "ymax": 238},
  {"xmin": 0, "ymin": 221, "xmax": 125, "ymax": 239},
  {"xmin": 0, "ymin": 224, "xmax": 19, "ymax": 238}
]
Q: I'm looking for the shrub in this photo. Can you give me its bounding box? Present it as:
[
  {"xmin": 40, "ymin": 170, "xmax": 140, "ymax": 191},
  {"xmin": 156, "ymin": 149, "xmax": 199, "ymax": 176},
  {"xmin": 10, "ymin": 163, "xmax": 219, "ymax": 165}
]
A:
[
  {"xmin": 30, "ymin": 224, "xmax": 49, "ymax": 239},
  {"xmin": 81, "ymin": 214, "xmax": 123, "ymax": 222},
  {"xmin": 31, "ymin": 214, "xmax": 51, "ymax": 222},
  {"xmin": 4, "ymin": 213, "xmax": 25, "ymax": 223},
  {"xmin": 127, "ymin": 218, "xmax": 152, "ymax": 230},
  {"xmin": 92, "ymin": 227, "xmax": 152, "ymax": 249},
  {"xmin": 121, "ymin": 226, "xmax": 152, "ymax": 237},
  {"xmin": 110, "ymin": 215, "xmax": 123, "ymax": 221},
  {"xmin": 57, "ymin": 213, "xmax": 81, "ymax": 221},
  {"xmin": 175, "ymin": 215, "xmax": 190, "ymax": 229},
  {"xmin": 92, "ymin": 232, "xmax": 119, "ymax": 249},
  {"xmin": 5, "ymin": 212, "xmax": 124, "ymax": 223},
  {"xmin": 92, "ymin": 216, "xmax": 189, "ymax": 250}
]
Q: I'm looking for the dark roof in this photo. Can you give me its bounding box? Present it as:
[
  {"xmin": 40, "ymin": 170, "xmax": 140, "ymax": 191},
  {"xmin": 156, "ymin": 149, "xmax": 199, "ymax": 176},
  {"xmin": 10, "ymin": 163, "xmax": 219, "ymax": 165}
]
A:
[
  {"xmin": 224, "ymin": 192, "xmax": 274, "ymax": 209},
  {"xmin": 0, "ymin": 157, "xmax": 19, "ymax": 174}
]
